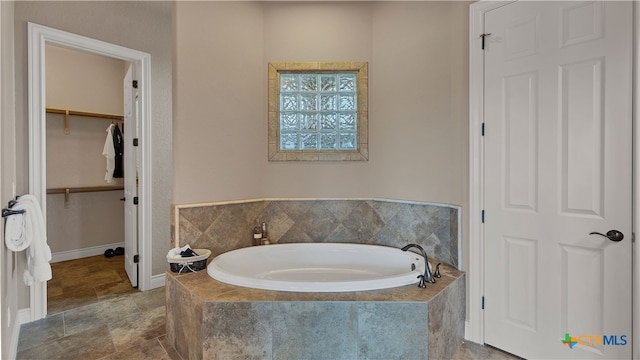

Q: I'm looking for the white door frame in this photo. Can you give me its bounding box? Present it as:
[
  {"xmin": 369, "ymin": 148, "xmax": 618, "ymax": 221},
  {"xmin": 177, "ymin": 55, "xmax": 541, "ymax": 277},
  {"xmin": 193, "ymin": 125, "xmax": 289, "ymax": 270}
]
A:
[
  {"xmin": 468, "ymin": 2, "xmax": 639, "ymax": 357},
  {"xmin": 27, "ymin": 23, "xmax": 153, "ymax": 321}
]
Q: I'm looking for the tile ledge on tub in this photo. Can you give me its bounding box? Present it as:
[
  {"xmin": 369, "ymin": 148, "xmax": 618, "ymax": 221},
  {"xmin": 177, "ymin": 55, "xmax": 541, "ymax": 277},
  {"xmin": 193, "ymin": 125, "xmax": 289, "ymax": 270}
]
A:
[{"xmin": 173, "ymin": 197, "xmax": 461, "ymax": 210}]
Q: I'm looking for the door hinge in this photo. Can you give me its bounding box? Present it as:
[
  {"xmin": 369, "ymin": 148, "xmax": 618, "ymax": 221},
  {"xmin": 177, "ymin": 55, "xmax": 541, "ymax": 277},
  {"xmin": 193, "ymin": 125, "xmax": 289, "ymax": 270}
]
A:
[
  {"xmin": 481, "ymin": 210, "xmax": 485, "ymax": 223},
  {"xmin": 133, "ymin": 254, "xmax": 139, "ymax": 263},
  {"xmin": 482, "ymin": 296, "xmax": 485, "ymax": 310},
  {"xmin": 132, "ymin": 80, "xmax": 138, "ymax": 89},
  {"xmin": 480, "ymin": 33, "xmax": 491, "ymax": 50},
  {"xmin": 133, "ymin": 196, "xmax": 139, "ymax": 205},
  {"xmin": 481, "ymin": 123, "xmax": 485, "ymax": 136},
  {"xmin": 633, "ymin": 232, "xmax": 636, "ymax": 243},
  {"xmin": 133, "ymin": 138, "xmax": 139, "ymax": 147}
]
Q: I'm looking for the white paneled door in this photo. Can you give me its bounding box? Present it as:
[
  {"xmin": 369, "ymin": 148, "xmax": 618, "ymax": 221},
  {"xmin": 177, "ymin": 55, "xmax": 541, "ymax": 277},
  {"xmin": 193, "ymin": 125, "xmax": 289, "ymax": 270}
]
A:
[
  {"xmin": 484, "ymin": 1, "xmax": 632, "ymax": 359},
  {"xmin": 123, "ymin": 63, "xmax": 138, "ymax": 288}
]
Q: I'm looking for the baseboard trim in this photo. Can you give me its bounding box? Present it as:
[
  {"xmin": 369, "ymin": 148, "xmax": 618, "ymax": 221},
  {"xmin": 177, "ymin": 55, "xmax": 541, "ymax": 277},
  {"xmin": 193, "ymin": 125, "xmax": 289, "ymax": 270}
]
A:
[
  {"xmin": 8, "ymin": 308, "xmax": 31, "ymax": 360},
  {"xmin": 17, "ymin": 308, "xmax": 30, "ymax": 325},
  {"xmin": 9, "ymin": 308, "xmax": 32, "ymax": 359},
  {"xmin": 50, "ymin": 242, "xmax": 124, "ymax": 263},
  {"xmin": 150, "ymin": 273, "xmax": 166, "ymax": 289},
  {"xmin": 465, "ymin": 320, "xmax": 471, "ymax": 340},
  {"xmin": 464, "ymin": 320, "xmax": 483, "ymax": 344},
  {"xmin": 9, "ymin": 318, "xmax": 19, "ymax": 360}
]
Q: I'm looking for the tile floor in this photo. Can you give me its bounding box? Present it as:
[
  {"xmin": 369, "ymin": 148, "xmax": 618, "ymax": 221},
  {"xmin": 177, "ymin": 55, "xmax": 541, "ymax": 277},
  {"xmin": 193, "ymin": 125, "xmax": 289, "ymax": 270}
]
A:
[
  {"xmin": 454, "ymin": 342, "xmax": 523, "ymax": 360},
  {"xmin": 17, "ymin": 256, "xmax": 519, "ymax": 360},
  {"xmin": 17, "ymin": 255, "xmax": 180, "ymax": 360},
  {"xmin": 46, "ymin": 255, "xmax": 140, "ymax": 314}
]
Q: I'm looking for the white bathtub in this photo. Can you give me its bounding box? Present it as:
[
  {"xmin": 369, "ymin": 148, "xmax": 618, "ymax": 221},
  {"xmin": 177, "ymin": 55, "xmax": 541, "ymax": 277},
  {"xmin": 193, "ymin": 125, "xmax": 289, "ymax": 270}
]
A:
[{"xmin": 207, "ymin": 243, "xmax": 427, "ymax": 292}]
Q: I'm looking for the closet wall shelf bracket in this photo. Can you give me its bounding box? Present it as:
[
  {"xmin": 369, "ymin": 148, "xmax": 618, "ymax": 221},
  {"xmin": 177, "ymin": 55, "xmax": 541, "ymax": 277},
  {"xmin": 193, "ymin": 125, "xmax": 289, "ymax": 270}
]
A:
[{"xmin": 64, "ymin": 110, "xmax": 70, "ymax": 135}]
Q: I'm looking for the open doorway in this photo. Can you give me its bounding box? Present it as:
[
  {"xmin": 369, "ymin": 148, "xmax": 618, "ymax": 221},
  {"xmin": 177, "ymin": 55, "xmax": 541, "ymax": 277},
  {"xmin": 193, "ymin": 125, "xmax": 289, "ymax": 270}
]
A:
[
  {"xmin": 28, "ymin": 23, "xmax": 152, "ymax": 321},
  {"xmin": 44, "ymin": 44, "xmax": 138, "ymax": 313}
]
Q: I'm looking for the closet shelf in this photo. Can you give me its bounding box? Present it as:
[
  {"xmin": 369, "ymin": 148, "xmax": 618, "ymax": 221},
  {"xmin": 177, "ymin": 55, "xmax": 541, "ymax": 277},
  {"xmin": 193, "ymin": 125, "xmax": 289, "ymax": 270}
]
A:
[
  {"xmin": 46, "ymin": 108, "xmax": 124, "ymax": 135},
  {"xmin": 47, "ymin": 185, "xmax": 124, "ymax": 195},
  {"xmin": 46, "ymin": 108, "xmax": 124, "ymax": 121}
]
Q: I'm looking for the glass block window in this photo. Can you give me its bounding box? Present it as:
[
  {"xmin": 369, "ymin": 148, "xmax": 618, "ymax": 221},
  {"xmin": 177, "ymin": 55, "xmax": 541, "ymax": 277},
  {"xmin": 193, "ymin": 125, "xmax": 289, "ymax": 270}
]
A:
[
  {"xmin": 279, "ymin": 73, "xmax": 357, "ymax": 151},
  {"xmin": 268, "ymin": 62, "xmax": 368, "ymax": 161}
]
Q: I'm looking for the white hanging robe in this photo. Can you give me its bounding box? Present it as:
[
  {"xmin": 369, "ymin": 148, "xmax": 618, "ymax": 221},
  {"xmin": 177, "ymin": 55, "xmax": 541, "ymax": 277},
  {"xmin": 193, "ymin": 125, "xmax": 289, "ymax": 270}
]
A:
[{"xmin": 103, "ymin": 124, "xmax": 115, "ymax": 183}]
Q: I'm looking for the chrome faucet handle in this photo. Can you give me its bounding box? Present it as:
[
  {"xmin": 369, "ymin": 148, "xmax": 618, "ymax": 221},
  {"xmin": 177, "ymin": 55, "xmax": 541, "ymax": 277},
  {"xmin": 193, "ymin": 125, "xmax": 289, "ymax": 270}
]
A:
[
  {"xmin": 434, "ymin": 263, "xmax": 441, "ymax": 278},
  {"xmin": 417, "ymin": 275, "xmax": 427, "ymax": 288},
  {"xmin": 425, "ymin": 272, "xmax": 436, "ymax": 284}
]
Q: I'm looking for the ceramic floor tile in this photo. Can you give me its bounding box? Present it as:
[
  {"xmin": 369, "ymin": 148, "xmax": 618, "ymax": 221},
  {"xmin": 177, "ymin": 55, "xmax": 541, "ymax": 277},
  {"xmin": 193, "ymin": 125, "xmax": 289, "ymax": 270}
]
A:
[
  {"xmin": 17, "ymin": 325, "xmax": 116, "ymax": 360},
  {"xmin": 158, "ymin": 335, "xmax": 184, "ymax": 360},
  {"xmin": 49, "ymin": 255, "xmax": 141, "ymax": 313},
  {"xmin": 51, "ymin": 264, "xmax": 91, "ymax": 279},
  {"xmin": 130, "ymin": 286, "xmax": 166, "ymax": 312},
  {"xmin": 17, "ymin": 313, "xmax": 65, "ymax": 352},
  {"xmin": 453, "ymin": 341, "xmax": 523, "ymax": 360},
  {"xmin": 60, "ymin": 269, "xmax": 122, "ymax": 288},
  {"xmin": 47, "ymin": 286, "xmax": 98, "ymax": 314},
  {"xmin": 63, "ymin": 296, "xmax": 141, "ymax": 336},
  {"xmin": 94, "ymin": 280, "xmax": 138, "ymax": 299},
  {"xmin": 97, "ymin": 338, "xmax": 171, "ymax": 360},
  {"xmin": 46, "ymin": 278, "xmax": 64, "ymax": 297},
  {"xmin": 86, "ymin": 258, "xmax": 127, "ymax": 273},
  {"xmin": 19, "ymin": 256, "xmax": 180, "ymax": 360},
  {"xmin": 108, "ymin": 305, "xmax": 166, "ymax": 351}
]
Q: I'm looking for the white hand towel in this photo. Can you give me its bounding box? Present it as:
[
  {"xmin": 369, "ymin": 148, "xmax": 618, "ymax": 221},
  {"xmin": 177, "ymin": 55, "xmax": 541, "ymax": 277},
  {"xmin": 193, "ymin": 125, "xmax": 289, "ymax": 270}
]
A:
[
  {"xmin": 14, "ymin": 195, "xmax": 52, "ymax": 285},
  {"xmin": 168, "ymin": 244, "xmax": 192, "ymax": 258},
  {"xmin": 4, "ymin": 212, "xmax": 29, "ymax": 251}
]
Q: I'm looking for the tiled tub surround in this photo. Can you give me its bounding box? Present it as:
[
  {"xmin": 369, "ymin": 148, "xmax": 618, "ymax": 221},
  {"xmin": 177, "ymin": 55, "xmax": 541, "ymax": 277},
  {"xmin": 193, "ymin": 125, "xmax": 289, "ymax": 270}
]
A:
[
  {"xmin": 174, "ymin": 198, "xmax": 461, "ymax": 269},
  {"xmin": 166, "ymin": 263, "xmax": 465, "ymax": 360}
]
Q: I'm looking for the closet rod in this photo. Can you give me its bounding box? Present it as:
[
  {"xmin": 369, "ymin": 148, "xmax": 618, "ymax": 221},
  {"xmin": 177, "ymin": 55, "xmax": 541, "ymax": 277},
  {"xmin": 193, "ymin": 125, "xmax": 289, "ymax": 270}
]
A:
[
  {"xmin": 46, "ymin": 185, "xmax": 124, "ymax": 195},
  {"xmin": 47, "ymin": 185, "xmax": 124, "ymax": 203}
]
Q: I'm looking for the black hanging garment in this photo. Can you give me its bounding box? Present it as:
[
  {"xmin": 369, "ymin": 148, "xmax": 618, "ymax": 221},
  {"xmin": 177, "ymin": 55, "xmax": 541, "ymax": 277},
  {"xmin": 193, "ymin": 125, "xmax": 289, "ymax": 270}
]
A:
[{"xmin": 112, "ymin": 124, "xmax": 124, "ymax": 178}]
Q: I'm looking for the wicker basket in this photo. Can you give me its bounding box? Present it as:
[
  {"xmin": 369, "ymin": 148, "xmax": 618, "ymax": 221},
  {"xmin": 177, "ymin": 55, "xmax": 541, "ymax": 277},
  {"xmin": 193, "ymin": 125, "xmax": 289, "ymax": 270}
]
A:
[{"xmin": 167, "ymin": 249, "xmax": 211, "ymax": 273}]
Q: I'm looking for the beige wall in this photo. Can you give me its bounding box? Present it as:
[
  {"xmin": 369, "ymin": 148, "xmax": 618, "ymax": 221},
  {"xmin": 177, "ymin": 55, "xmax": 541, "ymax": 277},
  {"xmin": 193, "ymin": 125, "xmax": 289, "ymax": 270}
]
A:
[
  {"xmin": 14, "ymin": 1, "xmax": 173, "ymax": 306},
  {"xmin": 174, "ymin": 1, "xmax": 469, "ymax": 205},
  {"xmin": 46, "ymin": 45, "xmax": 125, "ymax": 115},
  {"xmin": 45, "ymin": 45, "xmax": 125, "ymax": 254},
  {"xmin": 174, "ymin": 1, "xmax": 265, "ymax": 201}
]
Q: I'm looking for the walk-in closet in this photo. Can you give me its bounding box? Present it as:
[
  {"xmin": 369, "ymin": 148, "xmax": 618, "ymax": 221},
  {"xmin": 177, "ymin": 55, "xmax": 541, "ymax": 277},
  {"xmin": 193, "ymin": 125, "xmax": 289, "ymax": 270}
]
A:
[{"xmin": 45, "ymin": 44, "xmax": 138, "ymax": 312}]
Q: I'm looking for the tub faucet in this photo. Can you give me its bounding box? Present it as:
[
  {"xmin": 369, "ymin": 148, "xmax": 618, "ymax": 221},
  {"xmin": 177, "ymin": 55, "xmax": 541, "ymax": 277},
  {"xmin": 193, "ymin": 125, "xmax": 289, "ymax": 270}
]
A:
[{"xmin": 401, "ymin": 244, "xmax": 436, "ymax": 288}]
